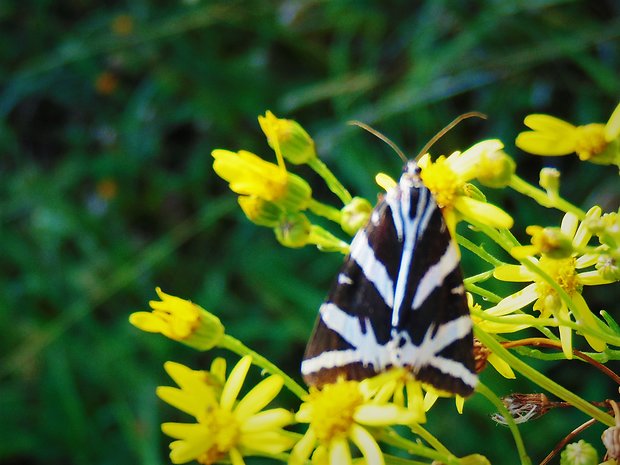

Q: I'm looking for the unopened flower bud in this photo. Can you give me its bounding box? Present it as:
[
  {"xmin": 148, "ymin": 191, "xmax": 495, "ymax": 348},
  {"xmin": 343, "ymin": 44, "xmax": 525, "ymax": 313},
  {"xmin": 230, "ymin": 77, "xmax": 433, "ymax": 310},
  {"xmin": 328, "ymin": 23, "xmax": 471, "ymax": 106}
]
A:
[
  {"xmin": 476, "ymin": 149, "xmax": 516, "ymax": 188},
  {"xmin": 539, "ymin": 167, "xmax": 560, "ymax": 198},
  {"xmin": 341, "ymin": 197, "xmax": 372, "ymax": 236},
  {"xmin": 238, "ymin": 196, "xmax": 282, "ymax": 227},
  {"xmin": 274, "ymin": 212, "xmax": 312, "ymax": 248},
  {"xmin": 258, "ymin": 110, "xmax": 317, "ymax": 165},
  {"xmin": 462, "ymin": 183, "xmax": 487, "ymax": 202},
  {"xmin": 527, "ymin": 225, "xmax": 574, "ymax": 259},
  {"xmin": 560, "ymin": 440, "xmax": 598, "ymax": 465}
]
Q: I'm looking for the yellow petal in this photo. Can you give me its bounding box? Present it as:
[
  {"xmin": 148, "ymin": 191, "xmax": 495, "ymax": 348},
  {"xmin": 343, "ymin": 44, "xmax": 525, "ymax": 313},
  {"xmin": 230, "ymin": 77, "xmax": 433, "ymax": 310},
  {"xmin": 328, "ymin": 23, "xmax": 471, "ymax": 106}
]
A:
[
  {"xmin": 221, "ymin": 356, "xmax": 252, "ymax": 411},
  {"xmin": 239, "ymin": 431, "xmax": 296, "ymax": 454},
  {"xmin": 234, "ymin": 375, "xmax": 283, "ymax": 420},
  {"xmin": 423, "ymin": 391, "xmax": 439, "ymax": 411},
  {"xmin": 455, "ymin": 396, "xmax": 465, "ymax": 414},
  {"xmin": 242, "ymin": 409, "xmax": 294, "ymax": 432},
  {"xmin": 487, "ymin": 353, "xmax": 516, "ymax": 379},
  {"xmin": 229, "ymin": 447, "xmax": 246, "ymax": 465},
  {"xmin": 604, "ymin": 102, "xmax": 620, "ymax": 140},
  {"xmin": 577, "ymin": 271, "xmax": 615, "ymax": 285},
  {"xmin": 516, "ymin": 127, "xmax": 578, "ymax": 155},
  {"xmin": 289, "ymin": 429, "xmax": 317, "ymax": 465},
  {"xmin": 493, "ymin": 264, "xmax": 535, "ymax": 282},
  {"xmin": 484, "ymin": 283, "xmax": 538, "ymax": 316},
  {"xmin": 572, "ymin": 293, "xmax": 607, "ymax": 352},
  {"xmin": 454, "ymin": 196, "xmax": 513, "ymax": 229},
  {"xmin": 329, "ymin": 438, "xmax": 352, "ymax": 465},
  {"xmin": 523, "ymin": 114, "xmax": 577, "ymax": 134},
  {"xmin": 129, "ymin": 311, "xmax": 165, "ymax": 333},
  {"xmin": 350, "ymin": 424, "xmax": 384, "ymax": 465},
  {"xmin": 375, "ymin": 173, "xmax": 397, "ymax": 191},
  {"xmin": 354, "ymin": 404, "xmax": 417, "ymax": 426}
]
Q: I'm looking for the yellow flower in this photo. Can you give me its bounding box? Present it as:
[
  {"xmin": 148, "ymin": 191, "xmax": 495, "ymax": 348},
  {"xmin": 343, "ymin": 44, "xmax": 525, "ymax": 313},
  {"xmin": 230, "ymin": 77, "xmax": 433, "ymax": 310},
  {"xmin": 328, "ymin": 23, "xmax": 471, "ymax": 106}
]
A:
[
  {"xmin": 212, "ymin": 149, "xmax": 312, "ymax": 212},
  {"xmin": 258, "ymin": 110, "xmax": 317, "ymax": 165},
  {"xmin": 238, "ymin": 196, "xmax": 283, "ymax": 228},
  {"xmin": 417, "ymin": 139, "xmax": 514, "ymax": 236},
  {"xmin": 158, "ymin": 356, "xmax": 295, "ymax": 465},
  {"xmin": 516, "ymin": 102, "xmax": 620, "ymax": 167},
  {"xmin": 489, "ymin": 208, "xmax": 615, "ymax": 357},
  {"xmin": 290, "ymin": 376, "xmax": 419, "ymax": 465},
  {"xmin": 129, "ymin": 288, "xmax": 224, "ymax": 351}
]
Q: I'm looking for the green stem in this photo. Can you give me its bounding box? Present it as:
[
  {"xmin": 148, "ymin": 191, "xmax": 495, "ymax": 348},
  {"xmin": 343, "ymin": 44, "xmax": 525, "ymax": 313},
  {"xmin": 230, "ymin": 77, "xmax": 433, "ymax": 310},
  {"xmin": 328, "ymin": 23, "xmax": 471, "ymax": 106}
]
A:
[
  {"xmin": 509, "ymin": 175, "xmax": 586, "ymax": 219},
  {"xmin": 456, "ymin": 234, "xmax": 505, "ymax": 267},
  {"xmin": 219, "ymin": 335, "xmax": 308, "ymax": 399},
  {"xmin": 308, "ymin": 158, "xmax": 353, "ymax": 205},
  {"xmin": 308, "ymin": 199, "xmax": 343, "ymax": 223},
  {"xmin": 409, "ymin": 423, "xmax": 452, "ymax": 457},
  {"xmin": 475, "ymin": 328, "xmax": 615, "ymax": 427},
  {"xmin": 475, "ymin": 382, "xmax": 531, "ymax": 465},
  {"xmin": 464, "ymin": 282, "xmax": 503, "ymax": 304},
  {"xmin": 379, "ymin": 428, "xmax": 457, "ymax": 464}
]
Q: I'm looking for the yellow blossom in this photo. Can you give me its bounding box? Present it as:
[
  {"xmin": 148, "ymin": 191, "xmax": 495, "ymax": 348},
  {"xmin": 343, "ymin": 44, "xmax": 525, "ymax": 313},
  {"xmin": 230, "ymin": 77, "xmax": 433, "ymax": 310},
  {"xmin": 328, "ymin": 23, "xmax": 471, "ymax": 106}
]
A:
[
  {"xmin": 258, "ymin": 110, "xmax": 317, "ymax": 165},
  {"xmin": 158, "ymin": 356, "xmax": 295, "ymax": 465},
  {"xmin": 290, "ymin": 377, "xmax": 418, "ymax": 465},
  {"xmin": 516, "ymin": 102, "xmax": 620, "ymax": 167},
  {"xmin": 417, "ymin": 139, "xmax": 514, "ymax": 235},
  {"xmin": 212, "ymin": 149, "xmax": 312, "ymax": 212},
  {"xmin": 489, "ymin": 208, "xmax": 615, "ymax": 357},
  {"xmin": 129, "ymin": 288, "xmax": 224, "ymax": 351}
]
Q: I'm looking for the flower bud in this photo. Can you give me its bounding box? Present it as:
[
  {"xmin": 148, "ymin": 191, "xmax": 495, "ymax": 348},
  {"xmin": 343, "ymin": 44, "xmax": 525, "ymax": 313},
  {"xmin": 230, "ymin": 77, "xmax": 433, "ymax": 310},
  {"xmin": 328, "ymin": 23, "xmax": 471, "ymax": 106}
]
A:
[
  {"xmin": 560, "ymin": 440, "xmax": 598, "ymax": 465},
  {"xmin": 476, "ymin": 149, "xmax": 516, "ymax": 188},
  {"xmin": 238, "ymin": 196, "xmax": 283, "ymax": 227},
  {"xmin": 274, "ymin": 212, "xmax": 312, "ymax": 248},
  {"xmin": 129, "ymin": 288, "xmax": 225, "ymax": 351},
  {"xmin": 341, "ymin": 197, "xmax": 372, "ymax": 236},
  {"xmin": 527, "ymin": 225, "xmax": 574, "ymax": 259},
  {"xmin": 539, "ymin": 167, "xmax": 560, "ymax": 198},
  {"xmin": 258, "ymin": 110, "xmax": 317, "ymax": 165}
]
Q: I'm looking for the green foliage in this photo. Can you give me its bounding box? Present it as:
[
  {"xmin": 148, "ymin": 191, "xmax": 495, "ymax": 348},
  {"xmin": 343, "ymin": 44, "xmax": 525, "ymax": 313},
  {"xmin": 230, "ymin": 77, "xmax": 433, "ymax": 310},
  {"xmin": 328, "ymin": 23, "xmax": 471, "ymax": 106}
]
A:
[{"xmin": 1, "ymin": 1, "xmax": 618, "ymax": 464}]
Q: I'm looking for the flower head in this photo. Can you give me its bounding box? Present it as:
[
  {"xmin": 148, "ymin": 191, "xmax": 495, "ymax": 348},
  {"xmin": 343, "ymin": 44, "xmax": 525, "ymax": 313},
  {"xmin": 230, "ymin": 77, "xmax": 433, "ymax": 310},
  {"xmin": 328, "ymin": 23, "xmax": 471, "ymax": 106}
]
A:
[
  {"xmin": 417, "ymin": 139, "xmax": 514, "ymax": 235},
  {"xmin": 290, "ymin": 376, "xmax": 418, "ymax": 465},
  {"xmin": 158, "ymin": 356, "xmax": 295, "ymax": 465},
  {"xmin": 489, "ymin": 207, "xmax": 616, "ymax": 357},
  {"xmin": 212, "ymin": 149, "xmax": 312, "ymax": 212},
  {"xmin": 129, "ymin": 288, "xmax": 224, "ymax": 351},
  {"xmin": 516, "ymin": 102, "xmax": 620, "ymax": 167},
  {"xmin": 258, "ymin": 110, "xmax": 317, "ymax": 165}
]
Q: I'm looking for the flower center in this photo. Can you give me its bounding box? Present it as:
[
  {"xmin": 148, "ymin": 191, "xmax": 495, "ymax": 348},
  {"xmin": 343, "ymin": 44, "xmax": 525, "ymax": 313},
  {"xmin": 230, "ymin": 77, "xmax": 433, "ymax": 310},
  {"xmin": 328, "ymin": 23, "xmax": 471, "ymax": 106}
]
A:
[
  {"xmin": 574, "ymin": 124, "xmax": 607, "ymax": 160},
  {"xmin": 419, "ymin": 157, "xmax": 460, "ymax": 209},
  {"xmin": 197, "ymin": 407, "xmax": 240, "ymax": 465},
  {"xmin": 308, "ymin": 380, "xmax": 364, "ymax": 443},
  {"xmin": 535, "ymin": 256, "xmax": 581, "ymax": 302}
]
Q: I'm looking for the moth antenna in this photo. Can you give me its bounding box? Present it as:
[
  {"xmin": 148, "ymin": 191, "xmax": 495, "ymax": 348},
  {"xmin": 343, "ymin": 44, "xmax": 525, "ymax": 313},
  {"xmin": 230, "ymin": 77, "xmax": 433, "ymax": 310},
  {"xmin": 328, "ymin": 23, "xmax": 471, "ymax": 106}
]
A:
[
  {"xmin": 348, "ymin": 120, "xmax": 408, "ymax": 163},
  {"xmin": 415, "ymin": 111, "xmax": 487, "ymax": 161}
]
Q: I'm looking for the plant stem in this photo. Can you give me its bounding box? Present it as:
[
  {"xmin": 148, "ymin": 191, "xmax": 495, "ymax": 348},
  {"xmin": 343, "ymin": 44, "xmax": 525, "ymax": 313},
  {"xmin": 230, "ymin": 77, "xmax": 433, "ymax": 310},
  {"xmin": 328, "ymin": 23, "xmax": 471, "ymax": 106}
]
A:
[
  {"xmin": 475, "ymin": 328, "xmax": 615, "ymax": 427},
  {"xmin": 308, "ymin": 157, "xmax": 353, "ymax": 205},
  {"xmin": 476, "ymin": 382, "xmax": 531, "ymax": 465},
  {"xmin": 509, "ymin": 175, "xmax": 586, "ymax": 218},
  {"xmin": 219, "ymin": 334, "xmax": 308, "ymax": 399}
]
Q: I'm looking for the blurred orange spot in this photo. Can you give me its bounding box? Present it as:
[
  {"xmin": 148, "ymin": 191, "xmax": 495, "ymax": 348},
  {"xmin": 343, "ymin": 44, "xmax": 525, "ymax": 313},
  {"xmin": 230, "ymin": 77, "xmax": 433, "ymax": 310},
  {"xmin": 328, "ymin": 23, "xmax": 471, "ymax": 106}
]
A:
[
  {"xmin": 97, "ymin": 179, "xmax": 118, "ymax": 200},
  {"xmin": 112, "ymin": 14, "xmax": 134, "ymax": 35},
  {"xmin": 95, "ymin": 72, "xmax": 119, "ymax": 95}
]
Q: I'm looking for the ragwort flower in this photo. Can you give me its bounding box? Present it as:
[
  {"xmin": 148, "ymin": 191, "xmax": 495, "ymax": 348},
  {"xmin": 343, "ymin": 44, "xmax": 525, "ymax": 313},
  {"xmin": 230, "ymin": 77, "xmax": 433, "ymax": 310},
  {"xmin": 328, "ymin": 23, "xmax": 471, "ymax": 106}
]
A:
[
  {"xmin": 158, "ymin": 356, "xmax": 295, "ymax": 465},
  {"xmin": 417, "ymin": 139, "xmax": 514, "ymax": 236},
  {"xmin": 290, "ymin": 376, "xmax": 419, "ymax": 465},
  {"xmin": 129, "ymin": 288, "xmax": 224, "ymax": 351},
  {"xmin": 212, "ymin": 149, "xmax": 312, "ymax": 212},
  {"xmin": 516, "ymin": 102, "xmax": 620, "ymax": 167},
  {"xmin": 489, "ymin": 207, "xmax": 616, "ymax": 357}
]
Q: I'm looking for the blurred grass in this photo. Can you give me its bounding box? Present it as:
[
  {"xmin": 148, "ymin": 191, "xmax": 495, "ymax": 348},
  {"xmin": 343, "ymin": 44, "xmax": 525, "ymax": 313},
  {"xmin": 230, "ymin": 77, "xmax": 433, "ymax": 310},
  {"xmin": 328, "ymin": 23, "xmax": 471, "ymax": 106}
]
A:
[{"xmin": 1, "ymin": 1, "xmax": 619, "ymax": 464}]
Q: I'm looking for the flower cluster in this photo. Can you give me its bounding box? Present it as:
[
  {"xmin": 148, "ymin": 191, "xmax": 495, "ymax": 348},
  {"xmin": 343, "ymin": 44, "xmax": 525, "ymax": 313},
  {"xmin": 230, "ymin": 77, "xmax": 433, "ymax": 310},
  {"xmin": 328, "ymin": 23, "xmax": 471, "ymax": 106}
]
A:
[{"xmin": 130, "ymin": 103, "xmax": 620, "ymax": 465}]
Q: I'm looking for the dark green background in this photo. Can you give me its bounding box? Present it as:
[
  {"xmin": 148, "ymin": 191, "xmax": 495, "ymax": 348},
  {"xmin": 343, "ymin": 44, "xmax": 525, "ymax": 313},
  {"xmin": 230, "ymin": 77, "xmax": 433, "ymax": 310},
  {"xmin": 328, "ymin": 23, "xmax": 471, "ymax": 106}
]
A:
[{"xmin": 1, "ymin": 1, "xmax": 619, "ymax": 464}]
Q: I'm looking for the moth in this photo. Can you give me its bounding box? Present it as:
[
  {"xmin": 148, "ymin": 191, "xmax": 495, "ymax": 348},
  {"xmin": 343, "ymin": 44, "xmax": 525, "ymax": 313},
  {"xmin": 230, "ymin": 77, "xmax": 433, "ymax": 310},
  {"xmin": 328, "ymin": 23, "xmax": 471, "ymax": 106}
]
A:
[{"xmin": 301, "ymin": 158, "xmax": 478, "ymax": 397}]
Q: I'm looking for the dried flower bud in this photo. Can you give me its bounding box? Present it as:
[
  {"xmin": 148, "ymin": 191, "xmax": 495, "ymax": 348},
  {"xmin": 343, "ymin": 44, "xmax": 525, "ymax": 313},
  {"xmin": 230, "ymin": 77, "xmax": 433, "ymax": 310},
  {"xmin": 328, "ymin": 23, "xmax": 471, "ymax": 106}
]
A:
[
  {"xmin": 473, "ymin": 338, "xmax": 491, "ymax": 374},
  {"xmin": 492, "ymin": 393, "xmax": 552, "ymax": 425}
]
